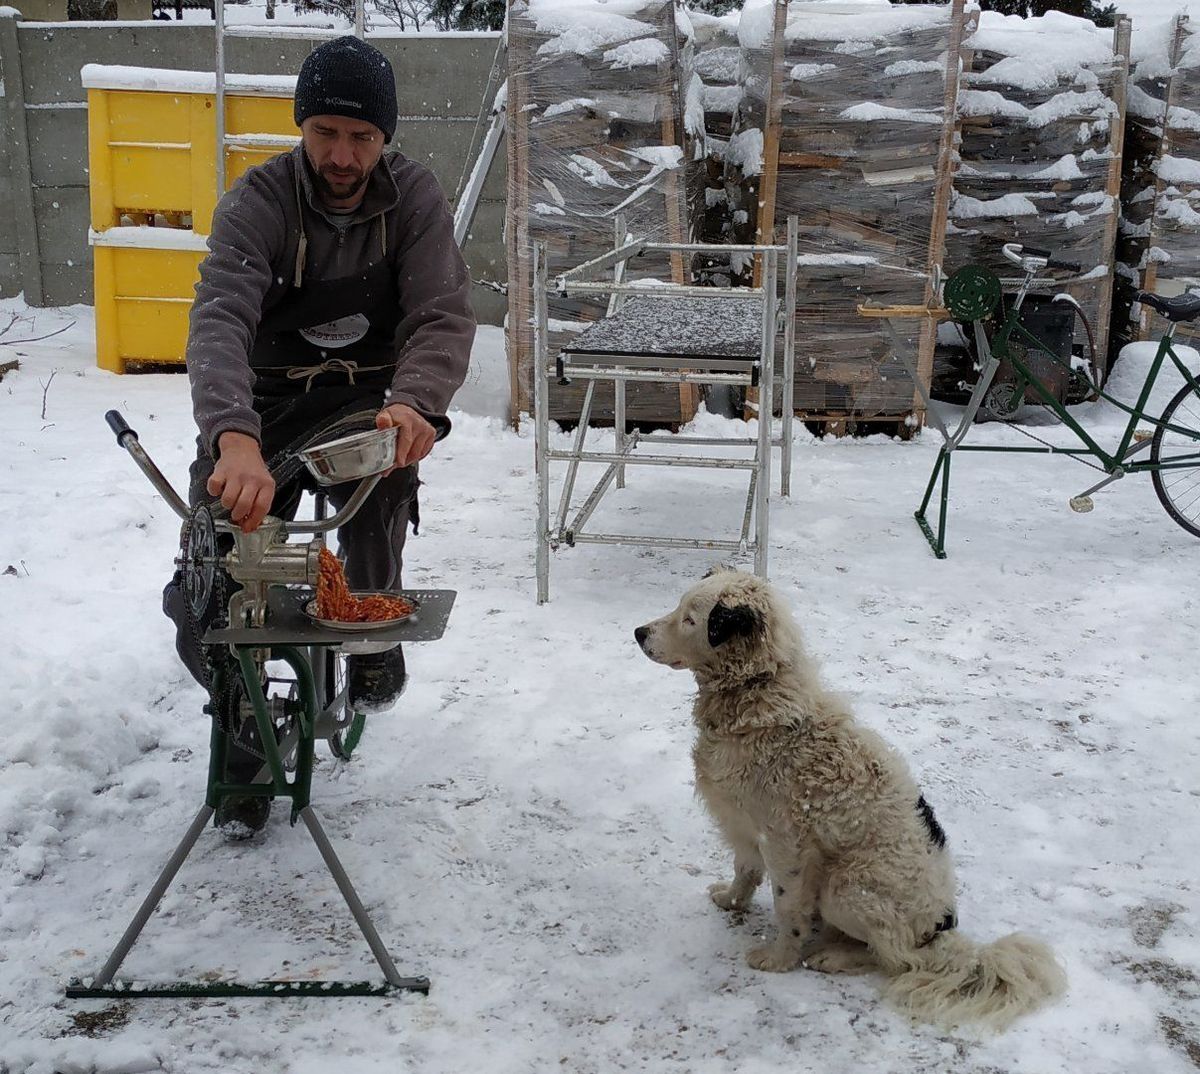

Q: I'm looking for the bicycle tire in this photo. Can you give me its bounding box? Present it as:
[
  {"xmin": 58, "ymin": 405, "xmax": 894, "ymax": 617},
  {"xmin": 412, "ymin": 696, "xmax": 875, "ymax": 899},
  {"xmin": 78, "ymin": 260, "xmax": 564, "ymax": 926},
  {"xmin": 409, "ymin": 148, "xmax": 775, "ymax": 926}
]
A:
[
  {"xmin": 326, "ymin": 649, "xmax": 367, "ymax": 761},
  {"xmin": 1151, "ymin": 381, "xmax": 1200, "ymax": 539}
]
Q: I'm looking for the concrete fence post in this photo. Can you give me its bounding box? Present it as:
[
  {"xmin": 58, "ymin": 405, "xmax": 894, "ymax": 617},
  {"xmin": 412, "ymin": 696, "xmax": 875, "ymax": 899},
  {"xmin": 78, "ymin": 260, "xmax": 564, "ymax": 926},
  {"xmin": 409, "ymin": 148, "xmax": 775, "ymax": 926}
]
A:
[{"xmin": 0, "ymin": 11, "xmax": 44, "ymax": 306}]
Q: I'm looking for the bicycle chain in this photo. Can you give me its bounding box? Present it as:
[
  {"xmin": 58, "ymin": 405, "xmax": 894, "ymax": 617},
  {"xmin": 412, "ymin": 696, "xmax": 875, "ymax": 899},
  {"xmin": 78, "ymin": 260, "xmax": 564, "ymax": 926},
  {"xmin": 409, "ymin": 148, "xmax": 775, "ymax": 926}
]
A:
[
  {"xmin": 1003, "ymin": 400, "xmax": 1107, "ymax": 472},
  {"xmin": 179, "ymin": 508, "xmax": 235, "ymax": 728}
]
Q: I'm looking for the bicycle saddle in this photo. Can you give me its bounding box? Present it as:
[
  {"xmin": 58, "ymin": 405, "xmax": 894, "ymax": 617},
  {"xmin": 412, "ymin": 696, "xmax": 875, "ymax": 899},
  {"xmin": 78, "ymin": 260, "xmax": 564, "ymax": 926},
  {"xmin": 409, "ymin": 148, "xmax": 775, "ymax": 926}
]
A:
[{"xmin": 1137, "ymin": 290, "xmax": 1200, "ymax": 323}]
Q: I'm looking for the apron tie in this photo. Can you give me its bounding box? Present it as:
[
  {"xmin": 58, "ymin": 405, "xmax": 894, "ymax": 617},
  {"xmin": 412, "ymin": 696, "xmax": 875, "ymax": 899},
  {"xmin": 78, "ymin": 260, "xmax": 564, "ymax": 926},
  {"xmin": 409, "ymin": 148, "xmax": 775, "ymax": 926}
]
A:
[{"xmin": 283, "ymin": 357, "xmax": 390, "ymax": 392}]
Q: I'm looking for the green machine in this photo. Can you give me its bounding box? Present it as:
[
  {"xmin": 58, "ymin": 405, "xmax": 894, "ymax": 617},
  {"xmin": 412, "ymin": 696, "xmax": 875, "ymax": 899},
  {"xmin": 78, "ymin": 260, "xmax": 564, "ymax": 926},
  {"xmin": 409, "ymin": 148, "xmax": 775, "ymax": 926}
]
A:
[{"xmin": 68, "ymin": 411, "xmax": 455, "ymax": 999}]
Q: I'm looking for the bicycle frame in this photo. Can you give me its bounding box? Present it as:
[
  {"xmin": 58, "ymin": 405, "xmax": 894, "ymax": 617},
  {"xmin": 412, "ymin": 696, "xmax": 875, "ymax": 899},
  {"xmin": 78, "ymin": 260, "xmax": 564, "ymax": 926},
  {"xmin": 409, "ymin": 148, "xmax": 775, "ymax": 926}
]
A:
[
  {"xmin": 991, "ymin": 313, "xmax": 1200, "ymax": 471},
  {"xmin": 914, "ymin": 268, "xmax": 1200, "ymax": 558}
]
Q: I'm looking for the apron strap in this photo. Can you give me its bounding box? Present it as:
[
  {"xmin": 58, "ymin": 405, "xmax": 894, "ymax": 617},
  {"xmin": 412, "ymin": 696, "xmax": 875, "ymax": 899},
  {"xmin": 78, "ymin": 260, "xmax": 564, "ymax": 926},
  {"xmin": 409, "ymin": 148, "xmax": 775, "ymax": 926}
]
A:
[{"xmin": 266, "ymin": 357, "xmax": 392, "ymax": 392}]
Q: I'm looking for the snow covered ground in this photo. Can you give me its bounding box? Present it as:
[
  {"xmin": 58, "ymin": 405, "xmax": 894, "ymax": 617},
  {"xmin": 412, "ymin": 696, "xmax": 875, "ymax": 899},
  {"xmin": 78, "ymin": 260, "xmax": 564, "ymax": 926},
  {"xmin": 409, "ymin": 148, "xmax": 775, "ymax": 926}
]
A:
[{"xmin": 1, "ymin": 296, "xmax": 1198, "ymax": 1073}]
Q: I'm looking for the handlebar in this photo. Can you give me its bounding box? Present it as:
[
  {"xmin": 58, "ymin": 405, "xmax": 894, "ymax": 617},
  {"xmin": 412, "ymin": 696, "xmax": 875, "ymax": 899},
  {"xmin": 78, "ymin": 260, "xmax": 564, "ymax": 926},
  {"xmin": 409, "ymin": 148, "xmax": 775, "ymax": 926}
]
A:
[
  {"xmin": 105, "ymin": 409, "xmax": 191, "ymax": 521},
  {"xmin": 1001, "ymin": 243, "xmax": 1082, "ymax": 274},
  {"xmin": 105, "ymin": 409, "xmax": 136, "ymax": 445},
  {"xmin": 104, "ymin": 409, "xmax": 382, "ymax": 537}
]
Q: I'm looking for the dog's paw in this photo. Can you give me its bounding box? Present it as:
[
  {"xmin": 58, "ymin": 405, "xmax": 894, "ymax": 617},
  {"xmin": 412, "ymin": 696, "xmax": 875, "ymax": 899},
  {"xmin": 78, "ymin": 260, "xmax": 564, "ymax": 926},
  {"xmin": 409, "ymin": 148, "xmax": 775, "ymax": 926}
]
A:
[
  {"xmin": 746, "ymin": 944, "xmax": 802, "ymax": 973},
  {"xmin": 802, "ymin": 943, "xmax": 876, "ymax": 976},
  {"xmin": 708, "ymin": 882, "xmax": 745, "ymax": 912}
]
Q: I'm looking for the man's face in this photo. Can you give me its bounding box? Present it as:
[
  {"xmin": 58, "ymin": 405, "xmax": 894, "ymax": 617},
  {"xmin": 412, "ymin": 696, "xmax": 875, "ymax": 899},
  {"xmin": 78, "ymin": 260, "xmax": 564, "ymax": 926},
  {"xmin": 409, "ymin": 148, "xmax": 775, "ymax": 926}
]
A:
[{"xmin": 301, "ymin": 115, "xmax": 386, "ymax": 208}]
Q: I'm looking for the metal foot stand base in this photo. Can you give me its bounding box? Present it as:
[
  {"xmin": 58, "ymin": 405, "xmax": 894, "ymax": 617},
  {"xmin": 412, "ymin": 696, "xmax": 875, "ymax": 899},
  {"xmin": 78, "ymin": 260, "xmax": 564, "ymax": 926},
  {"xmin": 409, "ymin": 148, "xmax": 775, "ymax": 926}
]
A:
[
  {"xmin": 914, "ymin": 448, "xmax": 951, "ymax": 559},
  {"xmin": 67, "ymin": 779, "xmax": 428, "ymax": 998}
]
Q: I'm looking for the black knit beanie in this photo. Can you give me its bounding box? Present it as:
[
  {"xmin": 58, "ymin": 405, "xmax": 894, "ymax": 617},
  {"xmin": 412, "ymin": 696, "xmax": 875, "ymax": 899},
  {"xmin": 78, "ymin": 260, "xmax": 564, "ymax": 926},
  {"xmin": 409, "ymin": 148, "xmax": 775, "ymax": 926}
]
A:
[{"xmin": 294, "ymin": 36, "xmax": 398, "ymax": 144}]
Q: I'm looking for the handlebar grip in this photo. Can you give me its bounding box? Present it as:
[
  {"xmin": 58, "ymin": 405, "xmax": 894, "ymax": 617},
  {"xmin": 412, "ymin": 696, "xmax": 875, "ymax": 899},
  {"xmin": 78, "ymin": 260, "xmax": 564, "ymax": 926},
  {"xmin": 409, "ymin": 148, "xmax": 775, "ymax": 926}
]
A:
[
  {"xmin": 1021, "ymin": 244, "xmax": 1051, "ymax": 258},
  {"xmin": 1048, "ymin": 257, "xmax": 1083, "ymax": 272},
  {"xmin": 105, "ymin": 409, "xmax": 136, "ymax": 445}
]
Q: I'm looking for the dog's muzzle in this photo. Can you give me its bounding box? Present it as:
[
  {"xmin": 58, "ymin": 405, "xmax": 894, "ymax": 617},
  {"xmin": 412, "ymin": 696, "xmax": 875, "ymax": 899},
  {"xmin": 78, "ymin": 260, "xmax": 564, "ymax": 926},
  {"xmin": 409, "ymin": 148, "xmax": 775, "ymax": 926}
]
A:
[{"xmin": 634, "ymin": 626, "xmax": 649, "ymax": 649}]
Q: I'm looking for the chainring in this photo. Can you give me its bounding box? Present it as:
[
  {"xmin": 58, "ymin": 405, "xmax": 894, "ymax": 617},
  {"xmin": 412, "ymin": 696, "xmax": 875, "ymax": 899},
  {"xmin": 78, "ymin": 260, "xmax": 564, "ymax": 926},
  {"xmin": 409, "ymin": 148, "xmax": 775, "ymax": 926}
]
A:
[
  {"xmin": 179, "ymin": 504, "xmax": 236, "ymax": 723},
  {"xmin": 983, "ymin": 382, "xmax": 1023, "ymax": 420},
  {"xmin": 944, "ymin": 265, "xmax": 1002, "ymax": 322},
  {"xmin": 181, "ymin": 504, "xmax": 218, "ymax": 619}
]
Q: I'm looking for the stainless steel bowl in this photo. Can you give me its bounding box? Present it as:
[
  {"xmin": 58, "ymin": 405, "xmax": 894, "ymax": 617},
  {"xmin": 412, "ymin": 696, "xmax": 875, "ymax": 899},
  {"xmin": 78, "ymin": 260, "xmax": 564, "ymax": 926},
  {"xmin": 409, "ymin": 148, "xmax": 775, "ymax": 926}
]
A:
[{"xmin": 297, "ymin": 427, "xmax": 397, "ymax": 486}]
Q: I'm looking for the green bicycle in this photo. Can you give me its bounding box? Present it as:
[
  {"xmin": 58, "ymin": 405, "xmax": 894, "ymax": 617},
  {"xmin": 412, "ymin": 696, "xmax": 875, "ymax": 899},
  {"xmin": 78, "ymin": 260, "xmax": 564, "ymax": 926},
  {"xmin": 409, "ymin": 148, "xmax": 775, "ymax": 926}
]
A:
[{"xmin": 909, "ymin": 242, "xmax": 1200, "ymax": 558}]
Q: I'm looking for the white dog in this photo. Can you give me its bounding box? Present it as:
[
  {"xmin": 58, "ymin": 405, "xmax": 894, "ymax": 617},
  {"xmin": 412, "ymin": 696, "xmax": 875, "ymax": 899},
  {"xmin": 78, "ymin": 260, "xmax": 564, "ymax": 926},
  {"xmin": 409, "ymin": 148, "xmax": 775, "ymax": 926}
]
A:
[{"xmin": 635, "ymin": 567, "xmax": 1065, "ymax": 1030}]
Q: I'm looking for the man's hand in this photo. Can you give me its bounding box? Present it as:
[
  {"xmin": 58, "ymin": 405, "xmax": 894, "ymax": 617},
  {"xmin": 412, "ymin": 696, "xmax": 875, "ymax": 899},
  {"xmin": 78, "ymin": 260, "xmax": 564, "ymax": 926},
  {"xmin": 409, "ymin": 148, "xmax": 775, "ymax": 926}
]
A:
[
  {"xmin": 207, "ymin": 431, "xmax": 275, "ymax": 533},
  {"xmin": 376, "ymin": 403, "xmax": 437, "ymax": 470}
]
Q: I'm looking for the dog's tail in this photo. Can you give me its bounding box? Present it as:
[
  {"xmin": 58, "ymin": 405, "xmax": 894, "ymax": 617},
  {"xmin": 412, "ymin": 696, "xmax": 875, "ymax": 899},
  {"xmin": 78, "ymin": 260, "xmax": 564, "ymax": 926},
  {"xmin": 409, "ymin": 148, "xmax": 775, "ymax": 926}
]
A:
[{"xmin": 882, "ymin": 929, "xmax": 1066, "ymax": 1032}]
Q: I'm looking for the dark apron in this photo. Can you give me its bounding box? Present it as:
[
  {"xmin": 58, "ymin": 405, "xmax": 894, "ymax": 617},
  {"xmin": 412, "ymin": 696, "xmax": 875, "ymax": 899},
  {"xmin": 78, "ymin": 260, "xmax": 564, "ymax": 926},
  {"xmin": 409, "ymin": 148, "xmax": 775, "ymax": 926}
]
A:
[
  {"xmin": 249, "ymin": 247, "xmax": 402, "ymax": 457},
  {"xmin": 240, "ymin": 242, "xmax": 420, "ymax": 542}
]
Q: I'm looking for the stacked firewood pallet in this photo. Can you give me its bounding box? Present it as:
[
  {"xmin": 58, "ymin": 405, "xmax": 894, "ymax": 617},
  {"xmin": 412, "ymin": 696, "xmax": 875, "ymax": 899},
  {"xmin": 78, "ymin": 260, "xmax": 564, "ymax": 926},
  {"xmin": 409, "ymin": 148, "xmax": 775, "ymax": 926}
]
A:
[
  {"xmin": 1114, "ymin": 14, "xmax": 1200, "ymax": 352},
  {"xmin": 505, "ymin": 1, "xmax": 1141, "ymax": 432},
  {"xmin": 949, "ymin": 11, "xmax": 1131, "ymax": 385},
  {"xmin": 689, "ymin": 9, "xmax": 748, "ymax": 283},
  {"xmin": 732, "ymin": 0, "xmax": 967, "ymax": 436},
  {"xmin": 504, "ymin": 0, "xmax": 701, "ymax": 426}
]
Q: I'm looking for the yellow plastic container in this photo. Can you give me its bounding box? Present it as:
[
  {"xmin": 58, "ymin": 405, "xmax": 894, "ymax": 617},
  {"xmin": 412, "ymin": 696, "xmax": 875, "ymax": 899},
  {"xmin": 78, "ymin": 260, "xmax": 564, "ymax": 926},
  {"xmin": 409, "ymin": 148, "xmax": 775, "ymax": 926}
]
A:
[
  {"xmin": 86, "ymin": 74, "xmax": 297, "ymax": 233},
  {"xmin": 84, "ymin": 67, "xmax": 299, "ymax": 372},
  {"xmin": 92, "ymin": 233, "xmax": 208, "ymax": 372}
]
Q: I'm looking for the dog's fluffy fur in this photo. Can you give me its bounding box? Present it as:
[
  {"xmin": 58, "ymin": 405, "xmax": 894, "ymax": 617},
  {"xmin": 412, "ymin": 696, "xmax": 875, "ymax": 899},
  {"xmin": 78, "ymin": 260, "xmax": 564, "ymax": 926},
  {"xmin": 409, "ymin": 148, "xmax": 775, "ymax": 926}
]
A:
[{"xmin": 635, "ymin": 567, "xmax": 1066, "ymax": 1031}]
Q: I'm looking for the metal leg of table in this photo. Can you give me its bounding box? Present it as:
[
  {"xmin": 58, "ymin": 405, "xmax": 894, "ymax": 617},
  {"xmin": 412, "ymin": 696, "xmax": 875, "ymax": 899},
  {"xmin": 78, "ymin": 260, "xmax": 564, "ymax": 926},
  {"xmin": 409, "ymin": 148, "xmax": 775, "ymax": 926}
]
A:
[
  {"xmin": 754, "ymin": 250, "xmax": 777, "ymax": 577},
  {"xmin": 298, "ymin": 806, "xmax": 426, "ymax": 992},
  {"xmin": 86, "ymin": 804, "xmax": 215, "ymax": 988},
  {"xmin": 615, "ymin": 378, "xmax": 627, "ymax": 490},
  {"xmin": 534, "ymin": 241, "xmax": 552, "ymax": 604},
  {"xmin": 780, "ymin": 216, "xmax": 798, "ymax": 498},
  {"xmin": 555, "ymin": 378, "xmax": 597, "ymax": 536}
]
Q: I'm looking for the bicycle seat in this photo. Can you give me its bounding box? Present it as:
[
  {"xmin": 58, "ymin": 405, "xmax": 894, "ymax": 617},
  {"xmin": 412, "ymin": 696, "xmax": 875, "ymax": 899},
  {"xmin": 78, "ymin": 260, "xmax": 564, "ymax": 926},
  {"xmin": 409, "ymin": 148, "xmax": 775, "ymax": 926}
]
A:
[{"xmin": 1137, "ymin": 290, "xmax": 1200, "ymax": 323}]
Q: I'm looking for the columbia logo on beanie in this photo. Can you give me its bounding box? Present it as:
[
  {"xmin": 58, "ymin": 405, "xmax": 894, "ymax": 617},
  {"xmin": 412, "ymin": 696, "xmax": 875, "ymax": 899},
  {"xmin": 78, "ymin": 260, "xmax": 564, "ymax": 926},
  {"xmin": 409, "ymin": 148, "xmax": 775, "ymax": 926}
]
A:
[{"xmin": 294, "ymin": 36, "xmax": 398, "ymax": 143}]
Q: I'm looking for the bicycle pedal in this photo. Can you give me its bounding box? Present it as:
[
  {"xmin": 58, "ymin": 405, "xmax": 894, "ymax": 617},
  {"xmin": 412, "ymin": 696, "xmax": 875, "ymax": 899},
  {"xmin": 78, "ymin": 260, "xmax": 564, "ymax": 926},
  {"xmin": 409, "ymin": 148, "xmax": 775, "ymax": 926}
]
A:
[
  {"xmin": 1133, "ymin": 429, "xmax": 1153, "ymax": 443},
  {"xmin": 1069, "ymin": 495, "xmax": 1094, "ymax": 513}
]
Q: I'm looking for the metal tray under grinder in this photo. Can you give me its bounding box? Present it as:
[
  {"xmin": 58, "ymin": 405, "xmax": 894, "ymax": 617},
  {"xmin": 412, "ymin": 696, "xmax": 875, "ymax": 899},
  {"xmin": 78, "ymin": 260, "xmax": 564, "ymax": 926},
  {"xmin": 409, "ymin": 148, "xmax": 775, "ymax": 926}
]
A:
[{"xmin": 205, "ymin": 588, "xmax": 456, "ymax": 647}]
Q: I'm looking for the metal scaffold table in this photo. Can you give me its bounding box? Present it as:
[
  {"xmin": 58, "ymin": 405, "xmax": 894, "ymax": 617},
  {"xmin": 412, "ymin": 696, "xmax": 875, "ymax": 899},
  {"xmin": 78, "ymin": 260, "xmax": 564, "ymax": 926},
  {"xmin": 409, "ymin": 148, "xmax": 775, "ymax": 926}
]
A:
[{"xmin": 533, "ymin": 217, "xmax": 799, "ymax": 602}]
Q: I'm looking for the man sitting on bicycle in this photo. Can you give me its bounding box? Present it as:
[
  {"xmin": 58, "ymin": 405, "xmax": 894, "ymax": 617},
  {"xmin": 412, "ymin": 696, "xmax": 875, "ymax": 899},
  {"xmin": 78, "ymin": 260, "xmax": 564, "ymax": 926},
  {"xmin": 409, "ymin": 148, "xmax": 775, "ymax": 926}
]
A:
[{"xmin": 165, "ymin": 37, "xmax": 475, "ymax": 833}]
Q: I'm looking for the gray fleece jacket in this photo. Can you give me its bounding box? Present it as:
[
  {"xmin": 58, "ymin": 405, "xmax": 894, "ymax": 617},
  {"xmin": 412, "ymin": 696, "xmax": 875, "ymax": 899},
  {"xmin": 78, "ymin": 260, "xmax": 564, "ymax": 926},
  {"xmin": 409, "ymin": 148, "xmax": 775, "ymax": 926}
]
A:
[{"xmin": 186, "ymin": 145, "xmax": 476, "ymax": 455}]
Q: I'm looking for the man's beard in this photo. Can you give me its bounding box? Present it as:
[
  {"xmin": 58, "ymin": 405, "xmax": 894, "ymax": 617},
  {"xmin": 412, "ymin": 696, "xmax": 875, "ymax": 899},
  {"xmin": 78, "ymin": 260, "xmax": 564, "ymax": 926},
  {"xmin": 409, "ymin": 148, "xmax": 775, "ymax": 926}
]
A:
[{"xmin": 312, "ymin": 164, "xmax": 368, "ymax": 203}]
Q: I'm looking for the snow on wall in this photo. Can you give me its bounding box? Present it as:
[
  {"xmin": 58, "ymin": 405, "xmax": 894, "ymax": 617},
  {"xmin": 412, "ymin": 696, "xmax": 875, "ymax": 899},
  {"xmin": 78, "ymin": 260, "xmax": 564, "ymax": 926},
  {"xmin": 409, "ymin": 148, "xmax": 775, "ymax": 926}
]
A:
[{"xmin": 81, "ymin": 64, "xmax": 297, "ymax": 97}]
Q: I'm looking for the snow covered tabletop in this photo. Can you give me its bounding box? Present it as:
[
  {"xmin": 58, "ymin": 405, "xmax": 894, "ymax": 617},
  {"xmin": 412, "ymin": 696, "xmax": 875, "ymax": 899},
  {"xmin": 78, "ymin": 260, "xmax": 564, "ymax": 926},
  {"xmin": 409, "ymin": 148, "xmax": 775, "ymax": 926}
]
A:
[{"xmin": 561, "ymin": 295, "xmax": 766, "ymax": 360}]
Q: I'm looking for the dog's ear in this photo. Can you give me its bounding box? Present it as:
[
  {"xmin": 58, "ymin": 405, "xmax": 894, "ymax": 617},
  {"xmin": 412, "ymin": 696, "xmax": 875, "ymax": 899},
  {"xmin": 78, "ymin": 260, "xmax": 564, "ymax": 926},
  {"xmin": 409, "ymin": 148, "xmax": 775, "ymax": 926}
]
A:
[{"xmin": 707, "ymin": 601, "xmax": 763, "ymax": 648}]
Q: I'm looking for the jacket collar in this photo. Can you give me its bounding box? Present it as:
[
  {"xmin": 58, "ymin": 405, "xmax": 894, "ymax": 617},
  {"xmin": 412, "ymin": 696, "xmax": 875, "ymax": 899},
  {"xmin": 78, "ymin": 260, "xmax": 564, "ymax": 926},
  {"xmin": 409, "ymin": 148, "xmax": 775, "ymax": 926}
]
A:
[{"xmin": 292, "ymin": 144, "xmax": 402, "ymax": 226}]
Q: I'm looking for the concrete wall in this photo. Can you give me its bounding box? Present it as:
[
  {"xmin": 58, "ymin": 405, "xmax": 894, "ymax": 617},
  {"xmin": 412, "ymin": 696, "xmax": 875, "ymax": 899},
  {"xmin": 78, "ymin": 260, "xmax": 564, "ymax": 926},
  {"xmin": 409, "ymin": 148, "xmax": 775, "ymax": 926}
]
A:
[{"xmin": 0, "ymin": 16, "xmax": 507, "ymax": 322}]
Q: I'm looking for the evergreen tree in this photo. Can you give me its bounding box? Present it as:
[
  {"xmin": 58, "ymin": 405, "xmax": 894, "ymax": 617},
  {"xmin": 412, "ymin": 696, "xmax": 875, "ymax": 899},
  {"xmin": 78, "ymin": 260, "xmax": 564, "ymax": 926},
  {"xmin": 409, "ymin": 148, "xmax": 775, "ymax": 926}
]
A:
[
  {"xmin": 687, "ymin": 0, "xmax": 744, "ymax": 15},
  {"xmin": 428, "ymin": 0, "xmax": 503, "ymax": 31},
  {"xmin": 917, "ymin": 0, "xmax": 1118, "ymax": 26}
]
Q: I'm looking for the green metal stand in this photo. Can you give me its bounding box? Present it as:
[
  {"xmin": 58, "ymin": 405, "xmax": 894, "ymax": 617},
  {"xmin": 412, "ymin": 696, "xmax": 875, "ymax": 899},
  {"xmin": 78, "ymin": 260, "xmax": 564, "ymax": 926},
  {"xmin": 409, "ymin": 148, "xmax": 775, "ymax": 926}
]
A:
[
  {"xmin": 915, "ymin": 447, "xmax": 951, "ymax": 559},
  {"xmin": 66, "ymin": 643, "xmax": 429, "ymax": 1000},
  {"xmin": 912, "ymin": 443, "xmax": 1105, "ymax": 559}
]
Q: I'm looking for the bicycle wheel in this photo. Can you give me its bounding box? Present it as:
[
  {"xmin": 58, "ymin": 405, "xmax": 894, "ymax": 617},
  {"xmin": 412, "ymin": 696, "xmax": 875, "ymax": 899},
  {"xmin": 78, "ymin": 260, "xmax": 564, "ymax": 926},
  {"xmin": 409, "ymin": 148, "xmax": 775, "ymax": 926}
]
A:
[
  {"xmin": 1151, "ymin": 381, "xmax": 1200, "ymax": 538},
  {"xmin": 325, "ymin": 650, "xmax": 367, "ymax": 761}
]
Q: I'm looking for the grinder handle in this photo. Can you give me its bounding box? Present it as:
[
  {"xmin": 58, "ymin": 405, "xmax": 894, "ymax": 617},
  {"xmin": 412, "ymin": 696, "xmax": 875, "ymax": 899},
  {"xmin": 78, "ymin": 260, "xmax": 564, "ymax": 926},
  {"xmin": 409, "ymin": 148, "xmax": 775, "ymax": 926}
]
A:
[
  {"xmin": 103, "ymin": 408, "xmax": 191, "ymax": 521},
  {"xmin": 105, "ymin": 409, "xmax": 137, "ymax": 446}
]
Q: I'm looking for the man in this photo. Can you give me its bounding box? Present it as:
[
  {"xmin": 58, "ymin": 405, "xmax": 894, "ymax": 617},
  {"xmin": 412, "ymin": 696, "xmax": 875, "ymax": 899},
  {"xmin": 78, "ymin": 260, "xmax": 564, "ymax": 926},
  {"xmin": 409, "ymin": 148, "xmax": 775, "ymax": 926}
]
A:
[{"xmin": 168, "ymin": 36, "xmax": 475, "ymax": 832}]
